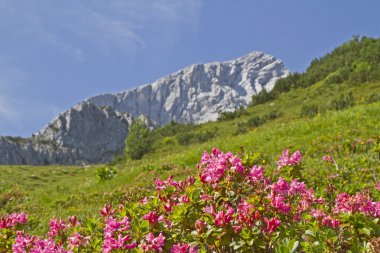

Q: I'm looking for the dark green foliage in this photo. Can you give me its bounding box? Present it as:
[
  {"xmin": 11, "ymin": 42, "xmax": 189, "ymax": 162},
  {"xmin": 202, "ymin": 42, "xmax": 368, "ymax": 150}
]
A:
[
  {"xmin": 328, "ymin": 92, "xmax": 355, "ymax": 110},
  {"xmin": 218, "ymin": 106, "xmax": 248, "ymax": 121},
  {"xmin": 365, "ymin": 93, "xmax": 380, "ymax": 104},
  {"xmin": 125, "ymin": 120, "xmax": 153, "ymax": 159},
  {"xmin": 300, "ymin": 104, "xmax": 319, "ymax": 118},
  {"xmin": 265, "ymin": 110, "xmax": 282, "ymax": 120},
  {"xmin": 176, "ymin": 130, "xmax": 216, "ymax": 146},
  {"xmin": 247, "ymin": 115, "xmax": 265, "ymax": 127},
  {"xmin": 95, "ymin": 166, "xmax": 117, "ymax": 181},
  {"xmin": 349, "ymin": 61, "xmax": 372, "ymax": 84},
  {"xmin": 259, "ymin": 36, "xmax": 380, "ymax": 101},
  {"xmin": 270, "ymin": 73, "xmax": 302, "ymax": 95},
  {"xmin": 251, "ymin": 89, "xmax": 276, "ymax": 105},
  {"xmin": 234, "ymin": 110, "xmax": 282, "ymax": 135},
  {"xmin": 153, "ymin": 121, "xmax": 194, "ymax": 137}
]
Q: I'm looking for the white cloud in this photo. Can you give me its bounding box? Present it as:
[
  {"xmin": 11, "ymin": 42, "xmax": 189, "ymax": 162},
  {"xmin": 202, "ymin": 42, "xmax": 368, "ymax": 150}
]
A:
[
  {"xmin": 0, "ymin": 0, "xmax": 202, "ymax": 136},
  {"xmin": 0, "ymin": 0, "xmax": 202, "ymax": 60}
]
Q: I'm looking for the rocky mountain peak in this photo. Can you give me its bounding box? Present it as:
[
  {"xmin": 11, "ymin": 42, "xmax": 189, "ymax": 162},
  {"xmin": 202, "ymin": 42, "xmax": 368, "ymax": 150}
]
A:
[{"xmin": 0, "ymin": 51, "xmax": 289, "ymax": 165}]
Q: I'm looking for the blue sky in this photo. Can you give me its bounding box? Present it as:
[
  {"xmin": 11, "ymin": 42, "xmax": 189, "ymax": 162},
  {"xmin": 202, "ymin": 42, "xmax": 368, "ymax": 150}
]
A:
[{"xmin": 0, "ymin": 0, "xmax": 379, "ymax": 137}]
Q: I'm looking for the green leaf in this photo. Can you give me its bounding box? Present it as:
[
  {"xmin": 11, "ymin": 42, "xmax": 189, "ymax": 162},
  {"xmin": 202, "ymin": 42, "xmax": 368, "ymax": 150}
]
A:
[
  {"xmin": 289, "ymin": 240, "xmax": 299, "ymax": 253},
  {"xmin": 359, "ymin": 227, "xmax": 371, "ymax": 236}
]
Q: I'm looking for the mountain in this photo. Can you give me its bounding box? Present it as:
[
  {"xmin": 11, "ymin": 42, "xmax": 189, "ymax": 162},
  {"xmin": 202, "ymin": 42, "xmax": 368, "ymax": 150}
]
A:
[
  {"xmin": 87, "ymin": 51, "xmax": 288, "ymax": 125},
  {"xmin": 0, "ymin": 51, "xmax": 288, "ymax": 165}
]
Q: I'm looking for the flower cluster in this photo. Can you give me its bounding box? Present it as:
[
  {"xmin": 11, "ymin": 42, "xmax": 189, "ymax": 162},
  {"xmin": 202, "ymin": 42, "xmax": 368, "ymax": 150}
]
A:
[
  {"xmin": 171, "ymin": 243, "xmax": 198, "ymax": 253},
  {"xmin": 0, "ymin": 212, "xmax": 27, "ymax": 229},
  {"xmin": 139, "ymin": 232, "xmax": 165, "ymax": 252},
  {"xmin": 1, "ymin": 147, "xmax": 380, "ymax": 252},
  {"xmin": 102, "ymin": 214, "xmax": 137, "ymax": 252},
  {"xmin": 277, "ymin": 149, "xmax": 303, "ymax": 168},
  {"xmin": 334, "ymin": 192, "xmax": 380, "ymax": 217}
]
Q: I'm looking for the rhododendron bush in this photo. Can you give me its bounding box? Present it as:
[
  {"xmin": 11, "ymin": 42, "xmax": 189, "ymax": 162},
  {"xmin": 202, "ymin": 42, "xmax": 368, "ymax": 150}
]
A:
[{"xmin": 1, "ymin": 148, "xmax": 380, "ymax": 252}]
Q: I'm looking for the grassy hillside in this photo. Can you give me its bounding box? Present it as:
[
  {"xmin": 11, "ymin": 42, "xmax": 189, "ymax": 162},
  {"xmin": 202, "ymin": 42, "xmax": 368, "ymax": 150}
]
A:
[
  {"xmin": 1, "ymin": 80, "xmax": 379, "ymax": 232},
  {"xmin": 0, "ymin": 37, "xmax": 380, "ymax": 251}
]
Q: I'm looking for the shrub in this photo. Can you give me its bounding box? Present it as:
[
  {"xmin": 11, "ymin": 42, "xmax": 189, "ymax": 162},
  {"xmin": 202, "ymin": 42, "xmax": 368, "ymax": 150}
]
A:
[
  {"xmin": 247, "ymin": 115, "xmax": 266, "ymax": 128},
  {"xmin": 365, "ymin": 93, "xmax": 380, "ymax": 104},
  {"xmin": 176, "ymin": 130, "xmax": 216, "ymax": 146},
  {"xmin": 95, "ymin": 166, "xmax": 117, "ymax": 181},
  {"xmin": 2, "ymin": 148, "xmax": 380, "ymax": 252},
  {"xmin": 218, "ymin": 106, "xmax": 248, "ymax": 121},
  {"xmin": 125, "ymin": 120, "xmax": 153, "ymax": 160},
  {"xmin": 328, "ymin": 92, "xmax": 355, "ymax": 110},
  {"xmin": 265, "ymin": 110, "xmax": 282, "ymax": 120},
  {"xmin": 300, "ymin": 104, "xmax": 319, "ymax": 118},
  {"xmin": 251, "ymin": 89, "xmax": 276, "ymax": 106}
]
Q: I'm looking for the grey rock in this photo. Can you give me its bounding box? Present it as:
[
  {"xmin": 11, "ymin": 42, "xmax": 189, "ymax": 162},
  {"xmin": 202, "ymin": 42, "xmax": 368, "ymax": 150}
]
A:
[
  {"xmin": 0, "ymin": 103, "xmax": 131, "ymax": 164},
  {"xmin": 0, "ymin": 51, "xmax": 288, "ymax": 165},
  {"xmin": 88, "ymin": 51, "xmax": 289, "ymax": 125}
]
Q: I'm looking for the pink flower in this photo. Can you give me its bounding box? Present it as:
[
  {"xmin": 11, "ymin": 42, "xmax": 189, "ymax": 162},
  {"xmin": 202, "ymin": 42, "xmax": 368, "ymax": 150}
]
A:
[
  {"xmin": 67, "ymin": 232, "xmax": 90, "ymax": 249},
  {"xmin": 203, "ymin": 205, "xmax": 216, "ymax": 216},
  {"xmin": 214, "ymin": 206, "xmax": 235, "ymax": 227},
  {"xmin": 140, "ymin": 233, "xmax": 165, "ymax": 252},
  {"xmin": 13, "ymin": 231, "xmax": 70, "ymax": 253},
  {"xmin": 155, "ymin": 178, "xmax": 167, "ymax": 191},
  {"xmin": 48, "ymin": 218, "xmax": 69, "ymax": 237},
  {"xmin": 200, "ymin": 194, "xmax": 212, "ymax": 201},
  {"xmin": 322, "ymin": 216, "xmax": 341, "ymax": 228},
  {"xmin": 310, "ymin": 209, "xmax": 326, "ymax": 219},
  {"xmin": 248, "ymin": 165, "xmax": 264, "ymax": 182},
  {"xmin": 0, "ymin": 212, "xmax": 28, "ymax": 229},
  {"xmin": 271, "ymin": 195, "xmax": 291, "ymax": 214},
  {"xmin": 263, "ymin": 217, "xmax": 281, "ymax": 233},
  {"xmin": 102, "ymin": 216, "xmax": 136, "ymax": 253},
  {"xmin": 186, "ymin": 176, "xmax": 196, "ymax": 186},
  {"xmin": 140, "ymin": 197, "xmax": 149, "ymax": 205},
  {"xmin": 334, "ymin": 192, "xmax": 377, "ymax": 216},
  {"xmin": 277, "ymin": 149, "xmax": 302, "ymax": 168},
  {"xmin": 164, "ymin": 200, "xmax": 173, "ymax": 212},
  {"xmin": 236, "ymin": 199, "xmax": 256, "ymax": 227},
  {"xmin": 271, "ymin": 178, "xmax": 290, "ymax": 195},
  {"xmin": 143, "ymin": 211, "xmax": 160, "ymax": 224},
  {"xmin": 289, "ymin": 179, "xmax": 307, "ymax": 194},
  {"xmin": 68, "ymin": 216, "xmax": 79, "ymax": 227},
  {"xmin": 323, "ymin": 155, "xmax": 334, "ymax": 164},
  {"xmin": 12, "ymin": 231, "xmax": 35, "ymax": 253},
  {"xmin": 99, "ymin": 204, "xmax": 115, "ymax": 217},
  {"xmin": 171, "ymin": 243, "xmax": 198, "ymax": 253},
  {"xmin": 179, "ymin": 194, "xmax": 190, "ymax": 204},
  {"xmin": 199, "ymin": 148, "xmax": 246, "ymax": 185}
]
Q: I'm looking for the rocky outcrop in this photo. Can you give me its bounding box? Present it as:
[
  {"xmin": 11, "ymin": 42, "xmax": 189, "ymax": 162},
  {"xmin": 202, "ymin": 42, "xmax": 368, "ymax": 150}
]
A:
[
  {"xmin": 87, "ymin": 51, "xmax": 289, "ymax": 125},
  {"xmin": 0, "ymin": 51, "xmax": 289, "ymax": 165},
  {"xmin": 0, "ymin": 103, "xmax": 132, "ymax": 165}
]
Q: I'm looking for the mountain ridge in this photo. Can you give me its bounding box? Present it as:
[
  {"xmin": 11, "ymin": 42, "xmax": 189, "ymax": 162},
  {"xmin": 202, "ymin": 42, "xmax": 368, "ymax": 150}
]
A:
[{"xmin": 0, "ymin": 51, "xmax": 289, "ymax": 165}]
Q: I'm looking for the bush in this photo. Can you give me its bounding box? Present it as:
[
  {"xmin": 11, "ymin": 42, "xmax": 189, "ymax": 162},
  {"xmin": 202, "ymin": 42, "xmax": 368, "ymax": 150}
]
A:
[
  {"xmin": 125, "ymin": 120, "xmax": 153, "ymax": 160},
  {"xmin": 218, "ymin": 106, "xmax": 248, "ymax": 121},
  {"xmin": 324, "ymin": 67, "xmax": 350, "ymax": 85},
  {"xmin": 95, "ymin": 166, "xmax": 117, "ymax": 181},
  {"xmin": 300, "ymin": 104, "xmax": 319, "ymax": 118},
  {"xmin": 251, "ymin": 89, "xmax": 276, "ymax": 106},
  {"xmin": 176, "ymin": 130, "xmax": 216, "ymax": 146},
  {"xmin": 365, "ymin": 93, "xmax": 380, "ymax": 104},
  {"xmin": 247, "ymin": 115, "xmax": 266, "ymax": 128},
  {"xmin": 349, "ymin": 61, "xmax": 372, "ymax": 84},
  {"xmin": 328, "ymin": 92, "xmax": 355, "ymax": 110},
  {"xmin": 265, "ymin": 110, "xmax": 282, "ymax": 120},
  {"xmin": 2, "ymin": 148, "xmax": 380, "ymax": 252}
]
